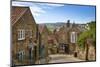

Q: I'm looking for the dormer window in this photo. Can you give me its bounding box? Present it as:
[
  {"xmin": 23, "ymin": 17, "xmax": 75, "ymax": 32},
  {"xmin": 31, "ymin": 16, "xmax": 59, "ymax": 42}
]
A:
[{"xmin": 18, "ymin": 29, "xmax": 25, "ymax": 40}]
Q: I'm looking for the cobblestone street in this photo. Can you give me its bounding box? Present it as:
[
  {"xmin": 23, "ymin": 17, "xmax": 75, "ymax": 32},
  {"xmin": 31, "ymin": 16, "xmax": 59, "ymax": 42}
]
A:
[{"xmin": 48, "ymin": 54, "xmax": 84, "ymax": 63}]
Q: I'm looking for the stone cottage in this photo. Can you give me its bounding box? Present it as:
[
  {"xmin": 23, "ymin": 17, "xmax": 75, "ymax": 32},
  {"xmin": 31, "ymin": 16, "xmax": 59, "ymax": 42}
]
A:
[
  {"xmin": 38, "ymin": 24, "xmax": 50, "ymax": 64},
  {"xmin": 56, "ymin": 20, "xmax": 81, "ymax": 54},
  {"xmin": 11, "ymin": 6, "xmax": 37, "ymax": 65}
]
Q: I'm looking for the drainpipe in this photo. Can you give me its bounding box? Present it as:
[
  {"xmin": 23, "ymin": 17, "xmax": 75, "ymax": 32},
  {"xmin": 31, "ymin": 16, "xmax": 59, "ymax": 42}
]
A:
[{"xmin": 36, "ymin": 24, "xmax": 39, "ymax": 64}]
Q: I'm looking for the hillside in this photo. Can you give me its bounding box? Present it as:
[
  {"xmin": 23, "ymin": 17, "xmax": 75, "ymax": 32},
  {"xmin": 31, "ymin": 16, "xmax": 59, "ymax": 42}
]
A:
[{"xmin": 39, "ymin": 22, "xmax": 66, "ymax": 32}]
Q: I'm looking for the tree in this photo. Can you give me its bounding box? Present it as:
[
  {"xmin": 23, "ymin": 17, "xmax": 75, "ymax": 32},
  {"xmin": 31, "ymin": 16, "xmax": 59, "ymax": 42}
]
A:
[
  {"xmin": 77, "ymin": 21, "xmax": 96, "ymax": 60},
  {"xmin": 77, "ymin": 21, "xmax": 96, "ymax": 48}
]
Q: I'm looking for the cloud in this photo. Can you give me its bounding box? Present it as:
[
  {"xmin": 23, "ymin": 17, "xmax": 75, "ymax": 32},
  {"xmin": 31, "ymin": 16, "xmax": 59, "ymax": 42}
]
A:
[
  {"xmin": 30, "ymin": 6, "xmax": 46, "ymax": 16},
  {"xmin": 12, "ymin": 1, "xmax": 65, "ymax": 7},
  {"xmin": 12, "ymin": 1, "xmax": 28, "ymax": 6},
  {"xmin": 12, "ymin": 1, "xmax": 65, "ymax": 16},
  {"xmin": 38, "ymin": 3, "xmax": 65, "ymax": 9},
  {"xmin": 43, "ymin": 3, "xmax": 65, "ymax": 7},
  {"xmin": 12, "ymin": 1, "xmax": 36, "ymax": 7}
]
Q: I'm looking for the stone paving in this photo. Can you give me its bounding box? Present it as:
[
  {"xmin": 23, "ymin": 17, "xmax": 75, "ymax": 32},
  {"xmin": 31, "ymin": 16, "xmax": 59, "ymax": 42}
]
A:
[{"xmin": 48, "ymin": 54, "xmax": 84, "ymax": 63}]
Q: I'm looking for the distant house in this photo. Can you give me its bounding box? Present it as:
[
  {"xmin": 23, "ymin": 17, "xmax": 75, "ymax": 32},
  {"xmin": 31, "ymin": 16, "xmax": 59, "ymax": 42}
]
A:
[
  {"xmin": 38, "ymin": 24, "xmax": 49, "ymax": 63},
  {"xmin": 57, "ymin": 20, "xmax": 81, "ymax": 54},
  {"xmin": 11, "ymin": 6, "xmax": 37, "ymax": 65},
  {"xmin": 47, "ymin": 32, "xmax": 59, "ymax": 54},
  {"xmin": 68, "ymin": 23, "xmax": 81, "ymax": 54}
]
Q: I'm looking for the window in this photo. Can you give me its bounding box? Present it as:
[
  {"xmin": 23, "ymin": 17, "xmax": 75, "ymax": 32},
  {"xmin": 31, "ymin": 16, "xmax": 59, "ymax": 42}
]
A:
[
  {"xmin": 17, "ymin": 50, "xmax": 25, "ymax": 62},
  {"xmin": 18, "ymin": 29, "xmax": 25, "ymax": 40},
  {"xmin": 70, "ymin": 32, "xmax": 77, "ymax": 43}
]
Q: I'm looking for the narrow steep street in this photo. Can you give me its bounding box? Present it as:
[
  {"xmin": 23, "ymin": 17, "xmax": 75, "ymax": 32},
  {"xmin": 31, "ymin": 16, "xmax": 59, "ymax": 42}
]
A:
[{"xmin": 48, "ymin": 54, "xmax": 84, "ymax": 63}]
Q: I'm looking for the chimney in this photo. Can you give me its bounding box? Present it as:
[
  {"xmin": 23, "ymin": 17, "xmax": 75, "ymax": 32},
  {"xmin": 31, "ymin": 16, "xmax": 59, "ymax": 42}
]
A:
[
  {"xmin": 72, "ymin": 22, "xmax": 76, "ymax": 27},
  {"xmin": 67, "ymin": 20, "xmax": 70, "ymax": 27}
]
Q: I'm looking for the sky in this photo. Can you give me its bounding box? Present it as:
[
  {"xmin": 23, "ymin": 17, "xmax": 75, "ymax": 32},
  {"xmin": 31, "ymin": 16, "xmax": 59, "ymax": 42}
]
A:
[{"xmin": 12, "ymin": 1, "xmax": 96, "ymax": 24}]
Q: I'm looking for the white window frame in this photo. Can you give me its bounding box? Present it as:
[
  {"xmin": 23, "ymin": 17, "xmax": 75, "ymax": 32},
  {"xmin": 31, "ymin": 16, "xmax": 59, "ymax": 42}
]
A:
[
  {"xmin": 18, "ymin": 29, "xmax": 25, "ymax": 40},
  {"xmin": 70, "ymin": 32, "xmax": 77, "ymax": 43}
]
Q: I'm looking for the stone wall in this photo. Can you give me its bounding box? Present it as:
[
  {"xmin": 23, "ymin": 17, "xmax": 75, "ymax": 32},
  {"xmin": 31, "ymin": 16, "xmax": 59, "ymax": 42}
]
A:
[{"xmin": 77, "ymin": 45, "xmax": 96, "ymax": 61}]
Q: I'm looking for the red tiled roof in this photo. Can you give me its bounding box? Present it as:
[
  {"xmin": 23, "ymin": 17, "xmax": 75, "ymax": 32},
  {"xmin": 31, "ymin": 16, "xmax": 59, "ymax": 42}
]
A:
[{"xmin": 11, "ymin": 6, "xmax": 29, "ymax": 25}]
